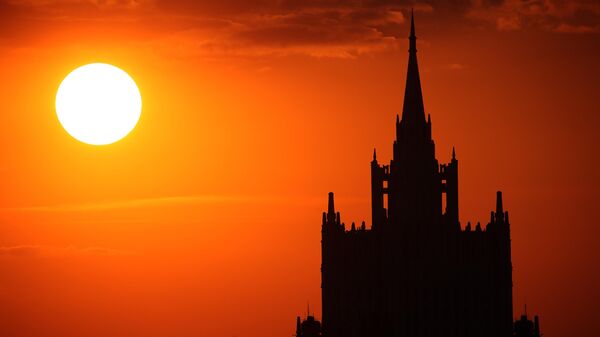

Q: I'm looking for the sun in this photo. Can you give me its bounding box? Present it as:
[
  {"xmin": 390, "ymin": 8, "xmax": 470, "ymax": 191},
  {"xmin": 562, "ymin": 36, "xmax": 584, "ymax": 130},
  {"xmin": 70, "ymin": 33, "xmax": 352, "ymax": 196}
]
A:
[{"xmin": 55, "ymin": 63, "xmax": 142, "ymax": 145}]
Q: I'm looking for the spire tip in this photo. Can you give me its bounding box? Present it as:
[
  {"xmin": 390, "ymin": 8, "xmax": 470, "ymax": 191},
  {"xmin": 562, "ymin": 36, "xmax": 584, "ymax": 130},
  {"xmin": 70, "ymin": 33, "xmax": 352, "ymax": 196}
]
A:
[{"xmin": 410, "ymin": 8, "xmax": 416, "ymax": 38}]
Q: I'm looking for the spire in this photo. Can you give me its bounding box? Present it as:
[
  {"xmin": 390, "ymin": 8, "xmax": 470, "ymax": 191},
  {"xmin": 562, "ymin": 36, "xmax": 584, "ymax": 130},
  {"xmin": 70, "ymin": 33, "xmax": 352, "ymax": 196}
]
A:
[
  {"xmin": 373, "ymin": 148, "xmax": 377, "ymax": 161},
  {"xmin": 452, "ymin": 146, "xmax": 456, "ymax": 160},
  {"xmin": 400, "ymin": 9, "xmax": 426, "ymax": 136}
]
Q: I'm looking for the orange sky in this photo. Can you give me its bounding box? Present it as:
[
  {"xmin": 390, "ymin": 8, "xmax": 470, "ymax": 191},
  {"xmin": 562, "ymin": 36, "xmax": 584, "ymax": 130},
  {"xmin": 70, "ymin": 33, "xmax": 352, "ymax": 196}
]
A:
[{"xmin": 0, "ymin": 1, "xmax": 599, "ymax": 336}]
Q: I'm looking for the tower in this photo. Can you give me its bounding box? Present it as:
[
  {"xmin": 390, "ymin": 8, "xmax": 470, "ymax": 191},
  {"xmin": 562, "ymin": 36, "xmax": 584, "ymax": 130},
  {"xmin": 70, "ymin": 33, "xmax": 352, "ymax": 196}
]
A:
[{"xmin": 312, "ymin": 11, "xmax": 521, "ymax": 337}]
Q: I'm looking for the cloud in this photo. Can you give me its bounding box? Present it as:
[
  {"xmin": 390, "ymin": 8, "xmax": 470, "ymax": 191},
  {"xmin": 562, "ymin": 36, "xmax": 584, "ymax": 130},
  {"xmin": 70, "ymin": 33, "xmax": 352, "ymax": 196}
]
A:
[
  {"xmin": 0, "ymin": 194, "xmax": 260, "ymax": 212},
  {"xmin": 0, "ymin": 0, "xmax": 597, "ymax": 58},
  {"xmin": 496, "ymin": 15, "xmax": 521, "ymax": 30},
  {"xmin": 153, "ymin": 4, "xmax": 415, "ymax": 58},
  {"xmin": 554, "ymin": 22, "xmax": 599, "ymax": 32},
  {"xmin": 4, "ymin": 0, "xmax": 146, "ymax": 12},
  {"xmin": 0, "ymin": 245, "xmax": 134, "ymax": 258},
  {"xmin": 467, "ymin": 0, "xmax": 600, "ymax": 33},
  {"xmin": 446, "ymin": 63, "xmax": 467, "ymax": 70},
  {"xmin": 0, "ymin": 0, "xmax": 417, "ymax": 57}
]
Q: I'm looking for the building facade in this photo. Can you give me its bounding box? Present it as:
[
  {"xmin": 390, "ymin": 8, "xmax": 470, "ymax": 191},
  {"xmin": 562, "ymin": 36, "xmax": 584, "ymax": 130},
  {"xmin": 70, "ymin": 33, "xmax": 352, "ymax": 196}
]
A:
[{"xmin": 314, "ymin": 13, "xmax": 518, "ymax": 337}]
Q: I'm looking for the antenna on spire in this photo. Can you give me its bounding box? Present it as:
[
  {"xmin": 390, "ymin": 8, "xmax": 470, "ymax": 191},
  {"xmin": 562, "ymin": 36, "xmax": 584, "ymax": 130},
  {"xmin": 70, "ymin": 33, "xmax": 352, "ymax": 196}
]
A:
[
  {"xmin": 410, "ymin": 8, "xmax": 415, "ymax": 37},
  {"xmin": 307, "ymin": 301, "xmax": 310, "ymax": 317},
  {"xmin": 409, "ymin": 8, "xmax": 417, "ymax": 53}
]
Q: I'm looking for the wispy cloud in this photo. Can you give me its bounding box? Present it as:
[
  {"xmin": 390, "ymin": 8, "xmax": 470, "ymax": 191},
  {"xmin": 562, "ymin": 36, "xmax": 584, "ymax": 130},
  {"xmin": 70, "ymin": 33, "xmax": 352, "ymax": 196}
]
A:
[
  {"xmin": 0, "ymin": 244, "xmax": 134, "ymax": 258},
  {"xmin": 446, "ymin": 62, "xmax": 467, "ymax": 71},
  {"xmin": 0, "ymin": 193, "xmax": 348, "ymax": 213},
  {"xmin": 1, "ymin": 194, "xmax": 265, "ymax": 212},
  {"xmin": 554, "ymin": 22, "xmax": 599, "ymax": 33}
]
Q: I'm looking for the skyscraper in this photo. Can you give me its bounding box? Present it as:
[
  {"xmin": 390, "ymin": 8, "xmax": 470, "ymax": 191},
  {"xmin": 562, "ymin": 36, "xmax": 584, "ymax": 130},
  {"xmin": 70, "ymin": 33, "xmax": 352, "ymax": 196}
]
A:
[{"xmin": 301, "ymin": 12, "xmax": 522, "ymax": 337}]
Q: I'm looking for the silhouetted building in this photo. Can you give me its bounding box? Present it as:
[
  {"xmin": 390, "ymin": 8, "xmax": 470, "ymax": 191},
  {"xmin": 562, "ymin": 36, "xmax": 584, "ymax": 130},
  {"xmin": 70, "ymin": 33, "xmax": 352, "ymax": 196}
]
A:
[
  {"xmin": 296, "ymin": 315, "xmax": 322, "ymax": 337},
  {"xmin": 300, "ymin": 11, "xmax": 541, "ymax": 337},
  {"xmin": 514, "ymin": 312, "xmax": 541, "ymax": 337}
]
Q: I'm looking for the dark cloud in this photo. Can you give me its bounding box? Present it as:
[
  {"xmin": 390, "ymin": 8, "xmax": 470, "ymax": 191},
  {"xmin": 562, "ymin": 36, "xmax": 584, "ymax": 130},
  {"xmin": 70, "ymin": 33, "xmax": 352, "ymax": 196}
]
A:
[
  {"xmin": 467, "ymin": 0, "xmax": 600, "ymax": 33},
  {"xmin": 0, "ymin": 0, "xmax": 597, "ymax": 57}
]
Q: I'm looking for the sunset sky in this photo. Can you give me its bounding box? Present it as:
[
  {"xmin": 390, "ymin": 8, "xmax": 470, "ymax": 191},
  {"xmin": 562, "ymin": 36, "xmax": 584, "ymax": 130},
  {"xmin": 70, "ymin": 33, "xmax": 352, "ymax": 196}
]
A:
[{"xmin": 0, "ymin": 1, "xmax": 598, "ymax": 336}]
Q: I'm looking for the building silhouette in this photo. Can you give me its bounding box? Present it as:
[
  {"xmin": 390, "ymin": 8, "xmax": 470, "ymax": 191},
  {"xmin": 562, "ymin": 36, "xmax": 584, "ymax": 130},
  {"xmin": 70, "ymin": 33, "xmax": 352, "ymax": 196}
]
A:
[
  {"xmin": 514, "ymin": 312, "xmax": 541, "ymax": 337},
  {"xmin": 296, "ymin": 314, "xmax": 323, "ymax": 337},
  {"xmin": 296, "ymin": 11, "xmax": 541, "ymax": 337}
]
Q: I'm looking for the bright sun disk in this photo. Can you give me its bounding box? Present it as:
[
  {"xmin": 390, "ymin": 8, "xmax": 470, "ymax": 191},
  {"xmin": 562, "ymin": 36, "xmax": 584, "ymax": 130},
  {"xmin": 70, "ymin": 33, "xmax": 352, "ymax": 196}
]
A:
[{"xmin": 55, "ymin": 63, "xmax": 142, "ymax": 145}]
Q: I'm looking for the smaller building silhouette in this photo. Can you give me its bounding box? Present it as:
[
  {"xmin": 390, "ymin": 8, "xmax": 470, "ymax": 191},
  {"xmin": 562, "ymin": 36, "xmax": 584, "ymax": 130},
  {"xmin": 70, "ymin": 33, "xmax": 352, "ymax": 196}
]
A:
[
  {"xmin": 295, "ymin": 315, "xmax": 322, "ymax": 337},
  {"xmin": 514, "ymin": 312, "xmax": 541, "ymax": 337}
]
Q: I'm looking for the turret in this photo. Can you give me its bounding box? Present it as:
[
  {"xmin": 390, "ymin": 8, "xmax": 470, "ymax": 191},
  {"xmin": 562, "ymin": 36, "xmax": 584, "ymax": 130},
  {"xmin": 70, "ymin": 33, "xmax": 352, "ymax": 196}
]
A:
[
  {"xmin": 443, "ymin": 146, "xmax": 459, "ymax": 229},
  {"xmin": 322, "ymin": 192, "xmax": 343, "ymax": 235},
  {"xmin": 321, "ymin": 192, "xmax": 340, "ymax": 336},
  {"xmin": 328, "ymin": 192, "xmax": 335, "ymax": 222},
  {"xmin": 371, "ymin": 148, "xmax": 386, "ymax": 229},
  {"xmin": 427, "ymin": 113, "xmax": 432, "ymax": 139},
  {"xmin": 492, "ymin": 190, "xmax": 513, "ymax": 336},
  {"xmin": 495, "ymin": 191, "xmax": 505, "ymax": 223}
]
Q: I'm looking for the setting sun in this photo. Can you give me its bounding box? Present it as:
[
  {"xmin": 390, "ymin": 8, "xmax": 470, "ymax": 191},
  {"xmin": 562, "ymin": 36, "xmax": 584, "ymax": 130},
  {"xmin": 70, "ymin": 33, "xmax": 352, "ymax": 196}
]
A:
[{"xmin": 55, "ymin": 63, "xmax": 142, "ymax": 145}]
